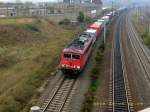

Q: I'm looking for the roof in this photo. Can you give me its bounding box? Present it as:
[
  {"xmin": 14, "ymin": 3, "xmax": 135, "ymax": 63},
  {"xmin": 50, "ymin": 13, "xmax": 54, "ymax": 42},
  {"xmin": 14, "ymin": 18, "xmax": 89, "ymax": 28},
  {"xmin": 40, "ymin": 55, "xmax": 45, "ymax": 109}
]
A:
[
  {"xmin": 85, "ymin": 29, "xmax": 97, "ymax": 33},
  {"xmin": 64, "ymin": 33, "xmax": 92, "ymax": 54},
  {"xmin": 106, "ymin": 12, "xmax": 113, "ymax": 16},
  {"xmin": 97, "ymin": 19, "xmax": 105, "ymax": 22},
  {"xmin": 96, "ymin": 21, "xmax": 104, "ymax": 25},
  {"xmin": 102, "ymin": 7, "xmax": 109, "ymax": 10},
  {"xmin": 0, "ymin": 7, "xmax": 14, "ymax": 10},
  {"xmin": 138, "ymin": 108, "xmax": 150, "ymax": 112},
  {"xmin": 94, "ymin": 22, "xmax": 103, "ymax": 26}
]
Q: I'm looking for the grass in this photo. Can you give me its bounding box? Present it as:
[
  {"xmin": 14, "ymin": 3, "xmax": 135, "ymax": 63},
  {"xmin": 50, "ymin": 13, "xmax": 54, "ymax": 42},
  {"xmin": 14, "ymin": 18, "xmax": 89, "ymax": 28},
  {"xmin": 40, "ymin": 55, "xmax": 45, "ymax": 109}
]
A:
[
  {"xmin": 0, "ymin": 18, "xmax": 34, "ymax": 25},
  {"xmin": 132, "ymin": 14, "xmax": 150, "ymax": 46},
  {"xmin": 0, "ymin": 18, "xmax": 83, "ymax": 112}
]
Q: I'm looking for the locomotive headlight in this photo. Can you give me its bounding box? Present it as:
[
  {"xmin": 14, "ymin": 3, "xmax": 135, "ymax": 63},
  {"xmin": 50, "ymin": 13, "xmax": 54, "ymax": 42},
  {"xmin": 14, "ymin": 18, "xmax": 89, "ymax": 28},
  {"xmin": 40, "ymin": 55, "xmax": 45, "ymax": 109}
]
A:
[{"xmin": 77, "ymin": 66, "xmax": 80, "ymax": 69}]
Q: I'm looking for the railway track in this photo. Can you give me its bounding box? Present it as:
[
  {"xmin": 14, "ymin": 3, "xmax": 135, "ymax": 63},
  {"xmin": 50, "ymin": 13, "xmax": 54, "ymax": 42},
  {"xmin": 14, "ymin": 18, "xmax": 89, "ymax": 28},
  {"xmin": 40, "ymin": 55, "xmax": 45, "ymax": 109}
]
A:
[
  {"xmin": 110, "ymin": 13, "xmax": 133, "ymax": 112},
  {"xmin": 126, "ymin": 13, "xmax": 150, "ymax": 85},
  {"xmin": 40, "ymin": 76, "xmax": 76, "ymax": 112}
]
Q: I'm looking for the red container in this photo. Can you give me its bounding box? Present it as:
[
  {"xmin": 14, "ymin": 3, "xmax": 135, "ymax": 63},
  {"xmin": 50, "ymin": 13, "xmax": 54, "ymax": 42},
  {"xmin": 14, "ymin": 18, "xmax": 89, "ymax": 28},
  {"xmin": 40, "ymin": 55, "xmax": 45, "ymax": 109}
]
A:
[{"xmin": 89, "ymin": 22, "xmax": 103, "ymax": 39}]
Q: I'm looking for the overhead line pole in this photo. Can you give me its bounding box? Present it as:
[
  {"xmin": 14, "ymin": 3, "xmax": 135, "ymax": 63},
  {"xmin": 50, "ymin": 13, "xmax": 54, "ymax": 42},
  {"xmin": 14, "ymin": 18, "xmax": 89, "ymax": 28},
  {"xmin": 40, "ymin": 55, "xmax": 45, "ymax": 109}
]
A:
[{"xmin": 104, "ymin": 20, "xmax": 106, "ymax": 45}]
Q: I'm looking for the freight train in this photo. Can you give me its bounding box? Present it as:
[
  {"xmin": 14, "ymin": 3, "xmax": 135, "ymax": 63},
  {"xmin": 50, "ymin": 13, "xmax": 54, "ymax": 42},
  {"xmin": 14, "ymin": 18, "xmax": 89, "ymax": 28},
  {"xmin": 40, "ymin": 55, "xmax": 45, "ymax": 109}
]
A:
[{"xmin": 60, "ymin": 9, "xmax": 123, "ymax": 74}]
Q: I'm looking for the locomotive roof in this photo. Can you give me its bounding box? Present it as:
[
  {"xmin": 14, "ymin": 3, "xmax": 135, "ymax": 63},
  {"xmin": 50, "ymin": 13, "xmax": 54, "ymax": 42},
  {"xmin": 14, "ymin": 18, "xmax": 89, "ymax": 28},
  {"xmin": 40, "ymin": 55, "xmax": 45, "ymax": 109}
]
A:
[
  {"xmin": 85, "ymin": 29, "xmax": 97, "ymax": 33},
  {"xmin": 97, "ymin": 19, "xmax": 105, "ymax": 23},
  {"xmin": 94, "ymin": 22, "xmax": 103, "ymax": 26},
  {"xmin": 64, "ymin": 33, "xmax": 92, "ymax": 53}
]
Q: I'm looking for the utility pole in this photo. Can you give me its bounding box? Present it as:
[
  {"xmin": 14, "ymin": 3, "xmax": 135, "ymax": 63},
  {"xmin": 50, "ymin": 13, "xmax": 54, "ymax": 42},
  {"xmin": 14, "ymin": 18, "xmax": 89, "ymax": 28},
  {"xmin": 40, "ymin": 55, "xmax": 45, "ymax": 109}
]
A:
[
  {"xmin": 6, "ymin": 5, "xmax": 9, "ymax": 17},
  {"xmin": 149, "ymin": 19, "xmax": 150, "ymax": 36},
  {"xmin": 112, "ymin": 0, "xmax": 114, "ymax": 15},
  {"xmin": 104, "ymin": 20, "xmax": 106, "ymax": 45},
  {"xmin": 136, "ymin": 6, "xmax": 139, "ymax": 23}
]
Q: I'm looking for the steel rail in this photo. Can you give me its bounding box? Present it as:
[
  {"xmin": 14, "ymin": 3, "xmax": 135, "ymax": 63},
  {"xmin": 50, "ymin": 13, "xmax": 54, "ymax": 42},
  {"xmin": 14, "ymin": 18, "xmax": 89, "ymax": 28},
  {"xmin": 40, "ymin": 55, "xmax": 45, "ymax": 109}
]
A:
[
  {"xmin": 41, "ymin": 77, "xmax": 76, "ymax": 112},
  {"xmin": 112, "ymin": 13, "xmax": 131, "ymax": 112}
]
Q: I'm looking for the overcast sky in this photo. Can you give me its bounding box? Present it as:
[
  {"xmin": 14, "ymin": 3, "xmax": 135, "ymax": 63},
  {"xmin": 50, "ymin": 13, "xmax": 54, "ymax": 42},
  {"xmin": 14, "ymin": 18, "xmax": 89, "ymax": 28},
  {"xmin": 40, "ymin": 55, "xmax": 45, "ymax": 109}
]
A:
[
  {"xmin": 1, "ymin": 0, "xmax": 150, "ymax": 4},
  {"xmin": 0, "ymin": 0, "xmax": 57, "ymax": 3}
]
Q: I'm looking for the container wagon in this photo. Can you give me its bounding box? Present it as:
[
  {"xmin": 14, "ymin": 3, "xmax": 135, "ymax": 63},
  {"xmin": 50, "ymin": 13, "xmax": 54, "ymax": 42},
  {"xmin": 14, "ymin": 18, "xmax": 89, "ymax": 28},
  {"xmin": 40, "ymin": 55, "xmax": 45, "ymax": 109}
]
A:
[
  {"xmin": 89, "ymin": 22, "xmax": 103, "ymax": 39},
  {"xmin": 85, "ymin": 29, "xmax": 97, "ymax": 44}
]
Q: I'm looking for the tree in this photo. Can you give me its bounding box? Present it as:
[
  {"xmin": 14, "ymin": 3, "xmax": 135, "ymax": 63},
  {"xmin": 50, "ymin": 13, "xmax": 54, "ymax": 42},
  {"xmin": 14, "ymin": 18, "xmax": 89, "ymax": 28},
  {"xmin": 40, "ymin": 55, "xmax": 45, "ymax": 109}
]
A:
[{"xmin": 77, "ymin": 11, "xmax": 85, "ymax": 22}]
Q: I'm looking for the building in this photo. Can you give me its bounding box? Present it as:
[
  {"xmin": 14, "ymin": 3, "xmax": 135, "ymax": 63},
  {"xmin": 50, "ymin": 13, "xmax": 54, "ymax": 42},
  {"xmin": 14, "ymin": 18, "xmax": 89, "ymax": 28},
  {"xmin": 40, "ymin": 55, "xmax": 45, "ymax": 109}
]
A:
[
  {"xmin": 92, "ymin": 0, "xmax": 102, "ymax": 4},
  {"xmin": 63, "ymin": 0, "xmax": 81, "ymax": 4},
  {"xmin": 63, "ymin": 0, "xmax": 69, "ymax": 3},
  {"xmin": 0, "ymin": 1, "xmax": 102, "ymax": 19},
  {"xmin": 82, "ymin": 0, "xmax": 91, "ymax": 3}
]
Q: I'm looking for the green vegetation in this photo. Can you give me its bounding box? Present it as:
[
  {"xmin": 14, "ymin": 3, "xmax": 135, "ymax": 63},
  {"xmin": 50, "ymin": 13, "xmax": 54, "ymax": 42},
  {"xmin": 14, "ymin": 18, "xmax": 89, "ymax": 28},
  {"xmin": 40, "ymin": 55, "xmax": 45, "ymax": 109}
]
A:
[
  {"xmin": 132, "ymin": 14, "xmax": 150, "ymax": 46},
  {"xmin": 142, "ymin": 30, "xmax": 150, "ymax": 45},
  {"xmin": 85, "ymin": 16, "xmax": 94, "ymax": 24},
  {"xmin": 77, "ymin": 11, "xmax": 94, "ymax": 24},
  {"xmin": 81, "ymin": 44, "xmax": 105, "ymax": 112},
  {"xmin": 59, "ymin": 18, "xmax": 71, "ymax": 25},
  {"xmin": 0, "ymin": 18, "xmax": 82, "ymax": 112},
  {"xmin": 77, "ymin": 11, "xmax": 85, "ymax": 23}
]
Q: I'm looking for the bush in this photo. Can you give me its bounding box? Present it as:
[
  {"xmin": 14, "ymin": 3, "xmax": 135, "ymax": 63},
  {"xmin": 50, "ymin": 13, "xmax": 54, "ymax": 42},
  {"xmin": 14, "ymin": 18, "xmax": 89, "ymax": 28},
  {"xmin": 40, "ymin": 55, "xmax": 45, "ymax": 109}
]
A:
[
  {"xmin": 95, "ymin": 51, "xmax": 103, "ymax": 63},
  {"xmin": 81, "ymin": 90, "xmax": 94, "ymax": 112},
  {"xmin": 99, "ymin": 42, "xmax": 105, "ymax": 51},
  {"xmin": 59, "ymin": 18, "xmax": 70, "ymax": 25},
  {"xmin": 142, "ymin": 30, "xmax": 150, "ymax": 46},
  {"xmin": 90, "ymin": 81, "xmax": 97, "ymax": 92},
  {"xmin": 77, "ymin": 11, "xmax": 85, "ymax": 23},
  {"xmin": 85, "ymin": 16, "xmax": 94, "ymax": 24},
  {"xmin": 25, "ymin": 24, "xmax": 39, "ymax": 32},
  {"xmin": 90, "ymin": 66, "xmax": 99, "ymax": 80}
]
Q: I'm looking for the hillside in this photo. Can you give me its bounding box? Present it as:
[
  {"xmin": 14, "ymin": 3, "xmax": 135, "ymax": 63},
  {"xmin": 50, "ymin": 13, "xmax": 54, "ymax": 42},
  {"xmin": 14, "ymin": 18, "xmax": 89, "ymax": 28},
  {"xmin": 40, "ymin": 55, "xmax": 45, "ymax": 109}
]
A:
[{"xmin": 0, "ymin": 18, "xmax": 82, "ymax": 112}]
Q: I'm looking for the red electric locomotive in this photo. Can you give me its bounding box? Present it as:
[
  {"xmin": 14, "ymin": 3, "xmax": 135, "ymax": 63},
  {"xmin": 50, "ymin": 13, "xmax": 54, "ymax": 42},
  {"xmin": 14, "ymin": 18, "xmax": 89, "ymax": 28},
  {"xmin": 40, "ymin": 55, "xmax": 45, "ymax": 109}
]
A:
[{"xmin": 60, "ymin": 33, "xmax": 93, "ymax": 74}]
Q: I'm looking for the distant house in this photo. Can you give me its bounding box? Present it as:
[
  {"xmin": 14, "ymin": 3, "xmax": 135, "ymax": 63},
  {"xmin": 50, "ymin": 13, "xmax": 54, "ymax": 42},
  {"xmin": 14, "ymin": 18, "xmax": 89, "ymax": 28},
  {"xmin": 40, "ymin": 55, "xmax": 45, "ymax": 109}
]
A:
[
  {"xmin": 92, "ymin": 0, "xmax": 102, "ymax": 4},
  {"xmin": 0, "ymin": 7, "xmax": 16, "ymax": 16},
  {"xmin": 0, "ymin": 2, "xmax": 101, "ymax": 17}
]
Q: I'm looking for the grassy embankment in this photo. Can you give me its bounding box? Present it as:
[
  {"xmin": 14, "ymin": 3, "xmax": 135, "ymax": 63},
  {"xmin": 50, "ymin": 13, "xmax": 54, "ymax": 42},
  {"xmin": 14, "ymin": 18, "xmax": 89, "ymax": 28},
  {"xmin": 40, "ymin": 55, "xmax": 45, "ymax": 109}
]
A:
[
  {"xmin": 0, "ymin": 18, "xmax": 82, "ymax": 112},
  {"xmin": 132, "ymin": 14, "xmax": 150, "ymax": 46}
]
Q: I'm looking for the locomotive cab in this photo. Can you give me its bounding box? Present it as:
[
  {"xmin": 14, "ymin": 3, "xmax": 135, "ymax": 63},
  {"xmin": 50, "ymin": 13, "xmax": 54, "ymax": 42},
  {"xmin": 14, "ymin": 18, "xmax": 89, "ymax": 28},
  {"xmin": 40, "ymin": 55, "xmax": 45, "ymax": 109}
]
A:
[
  {"xmin": 60, "ymin": 33, "xmax": 93, "ymax": 74},
  {"xmin": 60, "ymin": 52, "xmax": 83, "ymax": 73}
]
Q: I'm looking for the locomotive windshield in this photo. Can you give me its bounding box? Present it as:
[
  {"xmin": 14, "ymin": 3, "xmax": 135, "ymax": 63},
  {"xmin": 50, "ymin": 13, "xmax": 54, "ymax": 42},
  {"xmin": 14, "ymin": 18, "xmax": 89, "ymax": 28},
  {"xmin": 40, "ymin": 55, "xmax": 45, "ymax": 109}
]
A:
[
  {"xmin": 64, "ymin": 53, "xmax": 80, "ymax": 59},
  {"xmin": 64, "ymin": 53, "xmax": 71, "ymax": 59},
  {"xmin": 72, "ymin": 54, "xmax": 80, "ymax": 59}
]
